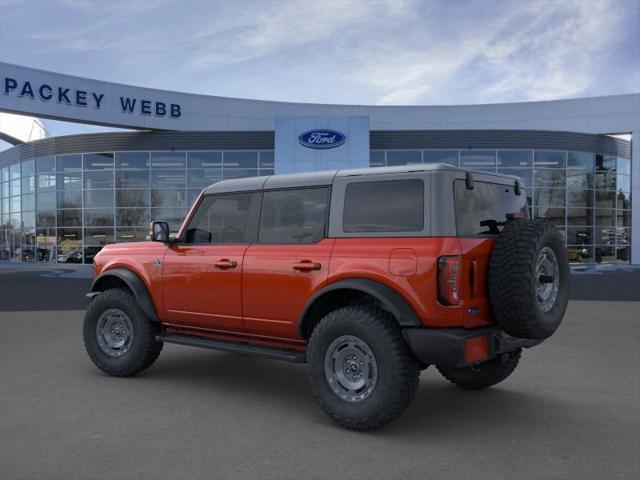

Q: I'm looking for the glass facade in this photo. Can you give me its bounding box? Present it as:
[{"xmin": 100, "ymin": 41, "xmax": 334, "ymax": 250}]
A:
[
  {"xmin": 0, "ymin": 147, "xmax": 632, "ymax": 265},
  {"xmin": 0, "ymin": 150, "xmax": 274, "ymax": 263},
  {"xmin": 371, "ymin": 149, "xmax": 632, "ymax": 264}
]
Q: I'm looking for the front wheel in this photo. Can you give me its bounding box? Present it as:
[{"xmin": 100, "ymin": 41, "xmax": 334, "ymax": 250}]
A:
[
  {"xmin": 307, "ymin": 305, "xmax": 420, "ymax": 431},
  {"xmin": 83, "ymin": 288, "xmax": 163, "ymax": 377},
  {"xmin": 437, "ymin": 349, "xmax": 521, "ymax": 390}
]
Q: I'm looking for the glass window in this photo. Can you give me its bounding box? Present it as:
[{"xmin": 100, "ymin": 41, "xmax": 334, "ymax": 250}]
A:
[
  {"xmin": 497, "ymin": 150, "xmax": 532, "ymax": 168},
  {"xmin": 615, "ymin": 246, "xmax": 630, "ymax": 264},
  {"xmin": 57, "ymin": 155, "xmax": 82, "ymax": 171},
  {"xmin": 22, "ymin": 159, "xmax": 35, "ymax": 176},
  {"xmin": 566, "ymin": 189, "xmax": 594, "ymax": 209},
  {"xmin": 21, "ymin": 175, "xmax": 36, "ymax": 193},
  {"xmin": 259, "ymin": 151, "xmax": 274, "ymax": 169},
  {"xmin": 83, "ymin": 153, "xmax": 114, "ymax": 170},
  {"xmin": 84, "ymin": 170, "xmax": 114, "ymax": 189},
  {"xmin": 37, "ymin": 173, "xmax": 56, "ymax": 191},
  {"xmin": 37, "ymin": 191, "xmax": 57, "ymax": 210},
  {"xmin": 84, "ymin": 190, "xmax": 114, "ymax": 209},
  {"xmin": 84, "ymin": 228, "xmax": 115, "ymax": 245},
  {"xmin": 187, "ymin": 151, "xmax": 222, "ymax": 169},
  {"xmin": 57, "ymin": 190, "xmax": 82, "ymax": 209},
  {"xmin": 22, "ymin": 210, "xmax": 36, "ymax": 230},
  {"xmin": 57, "ymin": 209, "xmax": 82, "ymax": 227},
  {"xmin": 595, "ymin": 170, "xmax": 616, "ymax": 190},
  {"xmin": 116, "ymin": 189, "xmax": 150, "ymax": 208},
  {"xmin": 36, "ymin": 210, "xmax": 55, "ymax": 228},
  {"xmin": 596, "ymin": 155, "xmax": 616, "ymax": 171},
  {"xmin": 534, "ymin": 169, "xmax": 565, "ymax": 188},
  {"xmin": 187, "ymin": 169, "xmax": 222, "ymax": 189},
  {"xmin": 595, "ymin": 227, "xmax": 616, "ymax": 246},
  {"xmin": 534, "ymin": 188, "xmax": 566, "ymax": 207},
  {"xmin": 567, "ymin": 227, "xmax": 593, "ymax": 245},
  {"xmin": 84, "ymin": 209, "xmax": 114, "ymax": 226},
  {"xmin": 36, "ymin": 157, "xmax": 55, "ymax": 174},
  {"xmin": 151, "ymin": 170, "xmax": 185, "ymax": 189},
  {"xmin": 617, "ymin": 174, "xmax": 630, "ymax": 194},
  {"xmin": 370, "ymin": 151, "xmax": 385, "ymax": 167},
  {"xmin": 187, "ymin": 189, "xmax": 202, "ymax": 206},
  {"xmin": 10, "ymin": 163, "xmax": 21, "ymax": 180},
  {"xmin": 567, "ymin": 151, "xmax": 594, "ymax": 169},
  {"xmin": 2, "ymin": 167, "xmax": 9, "ymax": 183},
  {"xmin": 223, "ymin": 169, "xmax": 258, "ymax": 179},
  {"xmin": 454, "ymin": 181, "xmax": 528, "ymax": 236},
  {"xmin": 116, "ymin": 170, "xmax": 149, "ymax": 188},
  {"xmin": 22, "ymin": 194, "xmax": 35, "ymax": 211},
  {"xmin": 151, "ymin": 189, "xmax": 187, "ymax": 209},
  {"xmin": 386, "ymin": 150, "xmax": 421, "ymax": 166},
  {"xmin": 534, "ymin": 151, "xmax": 566, "ymax": 168},
  {"xmin": 116, "ymin": 152, "xmax": 150, "ymax": 169},
  {"xmin": 57, "ymin": 171, "xmax": 82, "ymax": 190},
  {"xmin": 460, "ymin": 150, "xmax": 496, "ymax": 170},
  {"xmin": 10, "ymin": 178, "xmax": 21, "ymax": 196},
  {"xmin": 616, "ymin": 157, "xmax": 630, "ymax": 176},
  {"xmin": 183, "ymin": 193, "xmax": 259, "ymax": 244},
  {"xmin": 224, "ymin": 151, "xmax": 258, "ymax": 168},
  {"xmin": 150, "ymin": 152, "xmax": 186, "ymax": 169},
  {"xmin": 534, "ymin": 206, "xmax": 564, "ymax": 224},
  {"xmin": 595, "ymin": 246, "xmax": 615, "ymax": 264},
  {"xmin": 117, "ymin": 208, "xmax": 150, "ymax": 227},
  {"xmin": 423, "ymin": 150, "xmax": 458, "ymax": 165},
  {"xmin": 567, "ymin": 208, "xmax": 593, "ymax": 226},
  {"xmin": 616, "ymin": 191, "xmax": 631, "ymax": 210},
  {"xmin": 344, "ymin": 179, "xmax": 424, "ymax": 233},
  {"xmin": 567, "ymin": 170, "xmax": 594, "ymax": 189},
  {"xmin": 595, "ymin": 209, "xmax": 615, "ymax": 226},
  {"xmin": 116, "ymin": 227, "xmax": 148, "ymax": 243},
  {"xmin": 616, "ymin": 210, "xmax": 630, "ymax": 228},
  {"xmin": 10, "ymin": 195, "xmax": 20, "ymax": 213},
  {"xmin": 259, "ymin": 188, "xmax": 329, "ymax": 244},
  {"xmin": 56, "ymin": 229, "xmax": 83, "ymax": 263},
  {"xmin": 567, "ymin": 246, "xmax": 593, "ymax": 264},
  {"xmin": 595, "ymin": 191, "xmax": 616, "ymax": 209},
  {"xmin": 497, "ymin": 168, "xmax": 532, "ymax": 187}
]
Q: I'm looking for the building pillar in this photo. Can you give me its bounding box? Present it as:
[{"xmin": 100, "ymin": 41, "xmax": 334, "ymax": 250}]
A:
[{"xmin": 631, "ymin": 129, "xmax": 639, "ymax": 265}]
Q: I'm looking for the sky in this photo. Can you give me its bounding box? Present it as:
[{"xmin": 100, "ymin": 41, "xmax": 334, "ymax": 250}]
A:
[{"xmin": 0, "ymin": 0, "xmax": 638, "ymax": 141}]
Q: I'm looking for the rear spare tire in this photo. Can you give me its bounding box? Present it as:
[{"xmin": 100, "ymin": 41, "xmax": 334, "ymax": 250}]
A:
[{"xmin": 488, "ymin": 219, "xmax": 569, "ymax": 339}]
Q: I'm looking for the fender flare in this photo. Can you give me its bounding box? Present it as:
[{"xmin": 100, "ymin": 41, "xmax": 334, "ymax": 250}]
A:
[
  {"xmin": 91, "ymin": 268, "xmax": 159, "ymax": 322},
  {"xmin": 298, "ymin": 278, "xmax": 422, "ymax": 338}
]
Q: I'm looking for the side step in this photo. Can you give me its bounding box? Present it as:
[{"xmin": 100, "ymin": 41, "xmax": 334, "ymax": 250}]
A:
[{"xmin": 156, "ymin": 333, "xmax": 306, "ymax": 363}]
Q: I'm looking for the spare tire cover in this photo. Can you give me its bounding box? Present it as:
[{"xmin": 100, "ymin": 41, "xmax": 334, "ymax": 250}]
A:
[{"xmin": 488, "ymin": 219, "xmax": 570, "ymax": 339}]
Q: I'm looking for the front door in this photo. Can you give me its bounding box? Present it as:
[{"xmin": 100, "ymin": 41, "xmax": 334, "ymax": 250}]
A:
[
  {"xmin": 162, "ymin": 192, "xmax": 260, "ymax": 332},
  {"xmin": 242, "ymin": 187, "xmax": 332, "ymax": 341}
]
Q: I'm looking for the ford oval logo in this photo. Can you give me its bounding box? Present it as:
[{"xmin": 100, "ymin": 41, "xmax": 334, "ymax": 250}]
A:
[{"xmin": 298, "ymin": 129, "xmax": 346, "ymax": 149}]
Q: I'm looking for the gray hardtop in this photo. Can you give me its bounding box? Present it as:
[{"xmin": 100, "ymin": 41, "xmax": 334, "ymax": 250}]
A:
[{"xmin": 203, "ymin": 163, "xmax": 522, "ymax": 195}]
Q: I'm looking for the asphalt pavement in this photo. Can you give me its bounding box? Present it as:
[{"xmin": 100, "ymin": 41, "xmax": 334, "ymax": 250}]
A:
[{"xmin": 0, "ymin": 267, "xmax": 639, "ymax": 480}]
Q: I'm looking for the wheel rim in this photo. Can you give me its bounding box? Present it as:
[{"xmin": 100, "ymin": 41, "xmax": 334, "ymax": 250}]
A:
[
  {"xmin": 96, "ymin": 308, "xmax": 134, "ymax": 357},
  {"xmin": 324, "ymin": 335, "xmax": 378, "ymax": 402},
  {"xmin": 535, "ymin": 246, "xmax": 560, "ymax": 313}
]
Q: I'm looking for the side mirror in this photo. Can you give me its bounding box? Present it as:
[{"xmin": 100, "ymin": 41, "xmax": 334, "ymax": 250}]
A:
[{"xmin": 149, "ymin": 221, "xmax": 170, "ymax": 243}]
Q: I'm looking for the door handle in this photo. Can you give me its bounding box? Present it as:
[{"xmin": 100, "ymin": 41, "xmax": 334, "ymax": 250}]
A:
[
  {"xmin": 214, "ymin": 259, "xmax": 238, "ymax": 269},
  {"xmin": 293, "ymin": 260, "xmax": 321, "ymax": 271}
]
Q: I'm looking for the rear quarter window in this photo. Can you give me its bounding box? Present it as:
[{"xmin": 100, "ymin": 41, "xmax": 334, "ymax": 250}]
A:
[
  {"xmin": 454, "ymin": 179, "xmax": 528, "ymax": 236},
  {"xmin": 343, "ymin": 179, "xmax": 424, "ymax": 233}
]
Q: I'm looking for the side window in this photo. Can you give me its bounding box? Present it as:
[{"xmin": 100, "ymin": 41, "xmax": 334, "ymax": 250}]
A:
[
  {"xmin": 184, "ymin": 193, "xmax": 259, "ymax": 244},
  {"xmin": 258, "ymin": 188, "xmax": 329, "ymax": 244},
  {"xmin": 454, "ymin": 180, "xmax": 528, "ymax": 236},
  {"xmin": 343, "ymin": 179, "xmax": 424, "ymax": 233}
]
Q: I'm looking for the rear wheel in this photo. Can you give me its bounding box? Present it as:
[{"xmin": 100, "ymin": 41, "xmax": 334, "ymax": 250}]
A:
[
  {"xmin": 437, "ymin": 349, "xmax": 521, "ymax": 390},
  {"xmin": 83, "ymin": 288, "xmax": 163, "ymax": 377},
  {"xmin": 307, "ymin": 305, "xmax": 420, "ymax": 431}
]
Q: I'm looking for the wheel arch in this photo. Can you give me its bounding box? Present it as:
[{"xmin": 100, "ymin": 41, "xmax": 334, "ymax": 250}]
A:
[
  {"xmin": 298, "ymin": 279, "xmax": 422, "ymax": 339},
  {"xmin": 91, "ymin": 268, "xmax": 159, "ymax": 322}
]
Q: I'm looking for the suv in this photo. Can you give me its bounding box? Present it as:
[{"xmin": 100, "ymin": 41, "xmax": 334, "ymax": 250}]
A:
[{"xmin": 84, "ymin": 164, "xmax": 569, "ymax": 431}]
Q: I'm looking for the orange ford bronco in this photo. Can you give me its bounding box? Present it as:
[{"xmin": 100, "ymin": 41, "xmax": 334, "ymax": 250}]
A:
[{"xmin": 84, "ymin": 164, "xmax": 569, "ymax": 430}]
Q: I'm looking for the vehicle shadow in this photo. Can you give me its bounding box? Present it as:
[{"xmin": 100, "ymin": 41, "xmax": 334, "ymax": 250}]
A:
[{"xmin": 134, "ymin": 348, "xmax": 574, "ymax": 436}]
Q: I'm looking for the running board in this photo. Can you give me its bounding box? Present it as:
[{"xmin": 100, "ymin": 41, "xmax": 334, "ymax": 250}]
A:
[{"xmin": 156, "ymin": 333, "xmax": 306, "ymax": 363}]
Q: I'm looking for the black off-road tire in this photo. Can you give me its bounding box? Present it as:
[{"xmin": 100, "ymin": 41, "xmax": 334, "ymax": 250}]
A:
[
  {"xmin": 489, "ymin": 219, "xmax": 569, "ymax": 339},
  {"xmin": 437, "ymin": 349, "xmax": 521, "ymax": 390},
  {"xmin": 307, "ymin": 305, "xmax": 420, "ymax": 431},
  {"xmin": 83, "ymin": 288, "xmax": 163, "ymax": 377}
]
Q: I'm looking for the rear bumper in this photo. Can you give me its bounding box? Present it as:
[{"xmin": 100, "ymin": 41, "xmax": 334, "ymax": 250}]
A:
[{"xmin": 402, "ymin": 326, "xmax": 542, "ymax": 368}]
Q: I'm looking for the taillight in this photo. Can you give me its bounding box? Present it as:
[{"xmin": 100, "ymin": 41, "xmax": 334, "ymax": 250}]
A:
[{"xmin": 438, "ymin": 256, "xmax": 461, "ymax": 305}]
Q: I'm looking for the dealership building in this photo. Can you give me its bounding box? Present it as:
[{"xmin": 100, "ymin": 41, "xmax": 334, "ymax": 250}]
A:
[{"xmin": 0, "ymin": 62, "xmax": 638, "ymax": 265}]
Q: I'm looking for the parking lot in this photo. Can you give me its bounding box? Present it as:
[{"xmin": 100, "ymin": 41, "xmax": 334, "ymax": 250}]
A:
[{"xmin": 1, "ymin": 266, "xmax": 639, "ymax": 480}]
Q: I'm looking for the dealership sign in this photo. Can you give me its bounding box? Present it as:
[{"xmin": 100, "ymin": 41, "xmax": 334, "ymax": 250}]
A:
[
  {"xmin": 2, "ymin": 76, "xmax": 182, "ymax": 118},
  {"xmin": 298, "ymin": 129, "xmax": 346, "ymax": 149}
]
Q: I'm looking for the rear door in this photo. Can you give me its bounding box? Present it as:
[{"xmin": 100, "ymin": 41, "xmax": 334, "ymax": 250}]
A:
[
  {"xmin": 242, "ymin": 187, "xmax": 333, "ymax": 341},
  {"xmin": 162, "ymin": 192, "xmax": 260, "ymax": 332}
]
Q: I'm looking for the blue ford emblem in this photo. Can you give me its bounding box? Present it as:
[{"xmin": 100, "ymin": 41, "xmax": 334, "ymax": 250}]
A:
[{"xmin": 298, "ymin": 129, "xmax": 346, "ymax": 149}]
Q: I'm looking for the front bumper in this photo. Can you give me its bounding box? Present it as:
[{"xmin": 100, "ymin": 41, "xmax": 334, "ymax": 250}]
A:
[{"xmin": 403, "ymin": 326, "xmax": 542, "ymax": 368}]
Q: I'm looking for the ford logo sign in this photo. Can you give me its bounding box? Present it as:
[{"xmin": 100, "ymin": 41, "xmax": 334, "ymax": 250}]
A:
[{"xmin": 298, "ymin": 129, "xmax": 346, "ymax": 149}]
